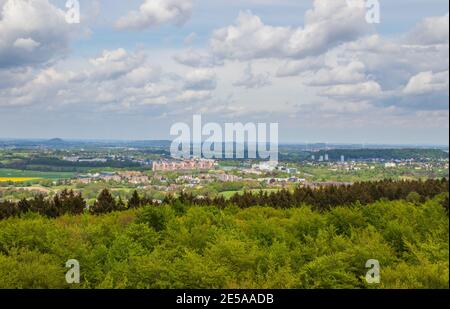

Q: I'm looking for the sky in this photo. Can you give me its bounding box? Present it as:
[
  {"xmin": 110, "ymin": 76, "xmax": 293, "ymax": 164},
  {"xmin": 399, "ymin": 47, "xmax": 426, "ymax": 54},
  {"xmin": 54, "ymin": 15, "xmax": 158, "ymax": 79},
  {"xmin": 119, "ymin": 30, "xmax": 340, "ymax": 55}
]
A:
[{"xmin": 0, "ymin": 0, "xmax": 448, "ymax": 145}]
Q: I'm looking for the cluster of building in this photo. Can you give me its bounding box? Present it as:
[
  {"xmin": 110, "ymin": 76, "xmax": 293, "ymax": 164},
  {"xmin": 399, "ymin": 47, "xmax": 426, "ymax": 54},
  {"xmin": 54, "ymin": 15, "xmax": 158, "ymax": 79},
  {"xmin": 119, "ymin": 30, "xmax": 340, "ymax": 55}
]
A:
[
  {"xmin": 152, "ymin": 159, "xmax": 216, "ymax": 171},
  {"xmin": 73, "ymin": 171, "xmax": 149, "ymax": 184},
  {"xmin": 311, "ymin": 154, "xmax": 346, "ymax": 162},
  {"xmin": 385, "ymin": 160, "xmax": 449, "ymax": 171},
  {"xmin": 251, "ymin": 161, "xmax": 279, "ymax": 172},
  {"xmin": 174, "ymin": 173, "xmax": 243, "ymax": 186},
  {"xmin": 327, "ymin": 162, "xmax": 373, "ymax": 171},
  {"xmin": 215, "ymin": 173, "xmax": 243, "ymax": 182},
  {"xmin": 117, "ymin": 171, "xmax": 150, "ymax": 184},
  {"xmin": 243, "ymin": 162, "xmax": 300, "ymax": 175}
]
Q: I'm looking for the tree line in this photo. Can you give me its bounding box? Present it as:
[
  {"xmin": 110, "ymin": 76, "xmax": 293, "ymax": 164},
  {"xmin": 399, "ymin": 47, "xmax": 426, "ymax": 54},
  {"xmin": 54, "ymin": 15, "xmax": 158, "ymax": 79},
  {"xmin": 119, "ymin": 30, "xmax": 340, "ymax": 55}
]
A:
[
  {"xmin": 176, "ymin": 178, "xmax": 449, "ymax": 210},
  {"xmin": 313, "ymin": 148, "xmax": 449, "ymax": 161},
  {"xmin": 0, "ymin": 178, "xmax": 448, "ymax": 220},
  {"xmin": 0, "ymin": 156, "xmax": 141, "ymax": 172}
]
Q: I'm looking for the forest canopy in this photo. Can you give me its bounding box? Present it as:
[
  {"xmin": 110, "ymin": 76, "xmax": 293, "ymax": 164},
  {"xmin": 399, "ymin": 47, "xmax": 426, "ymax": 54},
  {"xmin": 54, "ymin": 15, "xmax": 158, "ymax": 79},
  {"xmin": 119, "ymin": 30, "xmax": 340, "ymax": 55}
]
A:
[
  {"xmin": 0, "ymin": 179, "xmax": 448, "ymax": 289},
  {"xmin": 0, "ymin": 196, "xmax": 448, "ymax": 289}
]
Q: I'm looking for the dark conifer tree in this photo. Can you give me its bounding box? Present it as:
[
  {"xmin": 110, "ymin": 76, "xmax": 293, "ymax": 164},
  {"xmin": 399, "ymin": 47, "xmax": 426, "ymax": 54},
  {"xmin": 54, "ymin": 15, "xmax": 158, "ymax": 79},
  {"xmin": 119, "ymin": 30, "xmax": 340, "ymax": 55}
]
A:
[
  {"xmin": 128, "ymin": 190, "xmax": 141, "ymax": 209},
  {"xmin": 91, "ymin": 189, "xmax": 117, "ymax": 214},
  {"xmin": 117, "ymin": 196, "xmax": 126, "ymax": 211}
]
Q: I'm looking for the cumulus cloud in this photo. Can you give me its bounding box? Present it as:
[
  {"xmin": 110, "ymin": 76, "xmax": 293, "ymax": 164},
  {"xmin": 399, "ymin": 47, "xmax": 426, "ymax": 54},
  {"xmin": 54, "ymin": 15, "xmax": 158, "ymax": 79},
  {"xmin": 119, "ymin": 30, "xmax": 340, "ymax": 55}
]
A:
[
  {"xmin": 0, "ymin": 66, "xmax": 71, "ymax": 107},
  {"xmin": 210, "ymin": 0, "xmax": 372, "ymax": 61},
  {"xmin": 406, "ymin": 14, "xmax": 449, "ymax": 45},
  {"xmin": 276, "ymin": 57, "xmax": 326, "ymax": 77},
  {"xmin": 343, "ymin": 34, "xmax": 449, "ymax": 91},
  {"xmin": 201, "ymin": 6, "xmax": 448, "ymax": 114},
  {"xmin": 175, "ymin": 90, "xmax": 212, "ymax": 104},
  {"xmin": 115, "ymin": 0, "xmax": 193, "ymax": 30},
  {"xmin": 0, "ymin": 0, "xmax": 77, "ymax": 68},
  {"xmin": 172, "ymin": 2, "xmax": 447, "ymax": 116},
  {"xmin": 233, "ymin": 63, "xmax": 271, "ymax": 89},
  {"xmin": 88, "ymin": 48, "xmax": 146, "ymax": 81},
  {"xmin": 304, "ymin": 61, "xmax": 367, "ymax": 86},
  {"xmin": 404, "ymin": 71, "xmax": 449, "ymax": 95},
  {"xmin": 322, "ymin": 81, "xmax": 382, "ymax": 99},
  {"xmin": 210, "ymin": 11, "xmax": 291, "ymax": 60},
  {"xmin": 184, "ymin": 69, "xmax": 217, "ymax": 91},
  {"xmin": 0, "ymin": 48, "xmax": 214, "ymax": 109},
  {"xmin": 275, "ymin": 12, "xmax": 449, "ymax": 111},
  {"xmin": 0, "ymin": 66, "xmax": 34, "ymax": 90},
  {"xmin": 0, "ymin": 0, "xmax": 448, "ymax": 138},
  {"xmin": 123, "ymin": 66, "xmax": 162, "ymax": 88},
  {"xmin": 13, "ymin": 38, "xmax": 41, "ymax": 51},
  {"xmin": 173, "ymin": 48, "xmax": 223, "ymax": 68}
]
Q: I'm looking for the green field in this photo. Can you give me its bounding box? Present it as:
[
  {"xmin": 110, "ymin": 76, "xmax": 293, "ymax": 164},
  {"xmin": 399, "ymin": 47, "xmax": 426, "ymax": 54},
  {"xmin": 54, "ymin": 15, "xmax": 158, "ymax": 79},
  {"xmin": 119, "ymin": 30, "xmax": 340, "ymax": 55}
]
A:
[
  {"xmin": 0, "ymin": 169, "xmax": 75, "ymax": 180},
  {"xmin": 300, "ymin": 165, "xmax": 449, "ymax": 182}
]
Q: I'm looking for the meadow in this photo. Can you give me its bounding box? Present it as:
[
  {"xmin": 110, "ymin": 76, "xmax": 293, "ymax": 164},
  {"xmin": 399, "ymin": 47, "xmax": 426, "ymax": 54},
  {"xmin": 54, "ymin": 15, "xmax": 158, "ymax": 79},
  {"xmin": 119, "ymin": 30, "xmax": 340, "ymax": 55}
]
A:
[{"xmin": 0, "ymin": 169, "xmax": 74, "ymax": 181}]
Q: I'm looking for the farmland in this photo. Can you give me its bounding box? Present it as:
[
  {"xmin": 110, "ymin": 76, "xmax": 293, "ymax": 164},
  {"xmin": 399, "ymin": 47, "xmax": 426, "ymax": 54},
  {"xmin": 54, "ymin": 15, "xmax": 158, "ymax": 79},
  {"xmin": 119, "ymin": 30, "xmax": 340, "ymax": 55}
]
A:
[
  {"xmin": 0, "ymin": 177, "xmax": 41, "ymax": 182},
  {"xmin": 0, "ymin": 169, "xmax": 75, "ymax": 180}
]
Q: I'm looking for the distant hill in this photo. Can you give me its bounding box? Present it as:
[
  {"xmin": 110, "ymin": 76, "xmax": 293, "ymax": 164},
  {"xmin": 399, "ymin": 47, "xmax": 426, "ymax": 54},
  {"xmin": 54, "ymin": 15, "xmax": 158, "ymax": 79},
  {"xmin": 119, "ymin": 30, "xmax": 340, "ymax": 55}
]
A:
[{"xmin": 46, "ymin": 138, "xmax": 66, "ymax": 145}]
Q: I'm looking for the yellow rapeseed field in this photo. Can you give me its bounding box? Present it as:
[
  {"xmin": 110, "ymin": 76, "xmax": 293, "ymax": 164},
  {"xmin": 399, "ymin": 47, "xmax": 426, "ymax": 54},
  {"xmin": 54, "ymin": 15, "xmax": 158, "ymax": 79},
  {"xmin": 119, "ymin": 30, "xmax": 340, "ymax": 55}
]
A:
[{"xmin": 0, "ymin": 177, "xmax": 41, "ymax": 182}]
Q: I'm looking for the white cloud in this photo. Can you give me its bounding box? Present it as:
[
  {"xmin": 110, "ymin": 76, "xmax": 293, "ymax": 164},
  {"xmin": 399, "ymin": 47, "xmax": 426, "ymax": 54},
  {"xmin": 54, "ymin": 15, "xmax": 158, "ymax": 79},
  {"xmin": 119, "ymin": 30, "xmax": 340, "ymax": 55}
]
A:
[
  {"xmin": 322, "ymin": 81, "xmax": 382, "ymax": 99},
  {"xmin": 304, "ymin": 61, "xmax": 367, "ymax": 86},
  {"xmin": 282, "ymin": 12, "xmax": 449, "ymax": 111},
  {"xmin": 404, "ymin": 71, "xmax": 449, "ymax": 95},
  {"xmin": 343, "ymin": 34, "xmax": 449, "ymax": 91},
  {"xmin": 0, "ymin": 48, "xmax": 214, "ymax": 109},
  {"xmin": 407, "ymin": 14, "xmax": 449, "ymax": 45},
  {"xmin": 210, "ymin": 11, "xmax": 291, "ymax": 60},
  {"xmin": 233, "ymin": 63, "xmax": 271, "ymax": 89},
  {"xmin": 13, "ymin": 38, "xmax": 40, "ymax": 51},
  {"xmin": 0, "ymin": 0, "xmax": 448, "ymax": 141},
  {"xmin": 175, "ymin": 90, "xmax": 212, "ymax": 103},
  {"xmin": 123, "ymin": 66, "xmax": 162, "ymax": 87},
  {"xmin": 116, "ymin": 0, "xmax": 193, "ymax": 30},
  {"xmin": 0, "ymin": 0, "xmax": 77, "ymax": 68},
  {"xmin": 210, "ymin": 0, "xmax": 372, "ymax": 61},
  {"xmin": 0, "ymin": 66, "xmax": 33, "ymax": 90},
  {"xmin": 89, "ymin": 48, "xmax": 129, "ymax": 66},
  {"xmin": 173, "ymin": 48, "xmax": 223, "ymax": 68},
  {"xmin": 276, "ymin": 57, "xmax": 325, "ymax": 77},
  {"xmin": 88, "ymin": 48, "xmax": 146, "ymax": 80},
  {"xmin": 0, "ymin": 66, "xmax": 71, "ymax": 107},
  {"xmin": 184, "ymin": 69, "xmax": 217, "ymax": 90}
]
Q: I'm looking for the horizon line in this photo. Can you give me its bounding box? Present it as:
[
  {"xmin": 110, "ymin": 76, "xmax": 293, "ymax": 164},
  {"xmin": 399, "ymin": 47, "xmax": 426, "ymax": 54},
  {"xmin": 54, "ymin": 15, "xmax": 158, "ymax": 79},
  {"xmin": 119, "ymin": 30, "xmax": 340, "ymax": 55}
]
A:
[{"xmin": 0, "ymin": 137, "xmax": 448, "ymax": 148}]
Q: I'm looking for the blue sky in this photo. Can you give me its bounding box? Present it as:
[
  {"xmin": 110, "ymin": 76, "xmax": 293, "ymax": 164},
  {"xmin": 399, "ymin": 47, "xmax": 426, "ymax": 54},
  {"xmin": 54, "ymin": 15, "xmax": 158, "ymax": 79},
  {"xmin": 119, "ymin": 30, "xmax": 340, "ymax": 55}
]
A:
[{"xmin": 0, "ymin": 0, "xmax": 449, "ymax": 144}]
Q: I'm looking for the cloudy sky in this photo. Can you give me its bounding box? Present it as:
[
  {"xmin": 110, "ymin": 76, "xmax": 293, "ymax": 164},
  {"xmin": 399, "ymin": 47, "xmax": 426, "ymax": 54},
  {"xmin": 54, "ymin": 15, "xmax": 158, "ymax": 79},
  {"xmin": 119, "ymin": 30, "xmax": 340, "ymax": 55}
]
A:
[{"xmin": 0, "ymin": 0, "xmax": 448, "ymax": 144}]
